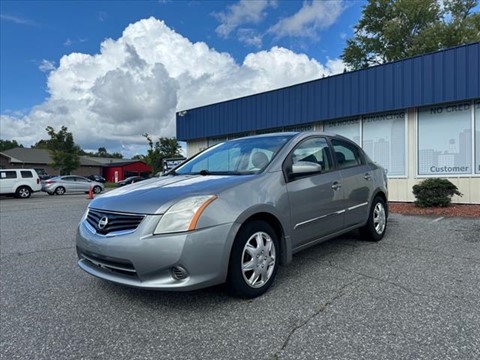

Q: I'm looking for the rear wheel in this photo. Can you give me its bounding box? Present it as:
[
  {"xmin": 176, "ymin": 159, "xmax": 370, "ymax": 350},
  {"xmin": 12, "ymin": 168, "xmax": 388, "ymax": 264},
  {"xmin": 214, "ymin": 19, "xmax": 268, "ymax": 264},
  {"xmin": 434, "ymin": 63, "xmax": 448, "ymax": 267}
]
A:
[
  {"xmin": 360, "ymin": 196, "xmax": 387, "ymax": 241},
  {"xmin": 227, "ymin": 220, "xmax": 279, "ymax": 298},
  {"xmin": 55, "ymin": 187, "xmax": 65, "ymax": 195},
  {"xmin": 16, "ymin": 186, "xmax": 31, "ymax": 198}
]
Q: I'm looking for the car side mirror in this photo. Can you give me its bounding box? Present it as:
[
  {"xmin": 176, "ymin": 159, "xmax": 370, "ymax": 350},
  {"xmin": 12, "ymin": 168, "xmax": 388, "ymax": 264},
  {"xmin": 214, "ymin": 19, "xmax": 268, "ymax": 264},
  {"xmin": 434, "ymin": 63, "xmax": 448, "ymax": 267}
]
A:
[{"xmin": 291, "ymin": 161, "xmax": 322, "ymax": 176}]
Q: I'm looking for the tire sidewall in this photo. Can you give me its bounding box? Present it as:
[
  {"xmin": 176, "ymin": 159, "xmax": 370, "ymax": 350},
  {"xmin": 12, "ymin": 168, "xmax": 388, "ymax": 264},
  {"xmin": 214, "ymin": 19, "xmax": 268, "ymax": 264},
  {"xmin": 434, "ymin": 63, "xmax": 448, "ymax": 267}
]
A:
[
  {"xmin": 364, "ymin": 196, "xmax": 387, "ymax": 241},
  {"xmin": 228, "ymin": 220, "xmax": 279, "ymax": 298},
  {"xmin": 16, "ymin": 186, "xmax": 31, "ymax": 198}
]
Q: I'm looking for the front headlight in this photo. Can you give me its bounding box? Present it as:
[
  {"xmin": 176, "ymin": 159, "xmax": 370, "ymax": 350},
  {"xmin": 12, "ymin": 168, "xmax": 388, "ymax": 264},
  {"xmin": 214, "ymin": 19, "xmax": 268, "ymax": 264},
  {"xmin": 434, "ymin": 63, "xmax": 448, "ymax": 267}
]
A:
[{"xmin": 154, "ymin": 195, "xmax": 217, "ymax": 234}]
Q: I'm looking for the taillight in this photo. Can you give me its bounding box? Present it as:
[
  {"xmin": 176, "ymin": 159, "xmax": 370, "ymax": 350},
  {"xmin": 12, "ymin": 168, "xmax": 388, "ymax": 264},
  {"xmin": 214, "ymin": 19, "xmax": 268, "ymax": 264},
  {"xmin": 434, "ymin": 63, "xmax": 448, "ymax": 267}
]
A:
[
  {"xmin": 45, "ymin": 180, "xmax": 56, "ymax": 184},
  {"xmin": 37, "ymin": 178, "xmax": 40, "ymax": 184}
]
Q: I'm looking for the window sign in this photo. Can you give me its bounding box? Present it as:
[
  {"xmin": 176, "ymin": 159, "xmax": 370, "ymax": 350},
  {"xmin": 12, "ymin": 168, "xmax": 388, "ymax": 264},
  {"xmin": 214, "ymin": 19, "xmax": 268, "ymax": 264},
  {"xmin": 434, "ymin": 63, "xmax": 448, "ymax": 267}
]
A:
[
  {"xmin": 418, "ymin": 103, "xmax": 472, "ymax": 175},
  {"xmin": 324, "ymin": 119, "xmax": 361, "ymax": 145},
  {"xmin": 362, "ymin": 112, "xmax": 406, "ymax": 176},
  {"xmin": 476, "ymin": 101, "xmax": 480, "ymax": 174}
]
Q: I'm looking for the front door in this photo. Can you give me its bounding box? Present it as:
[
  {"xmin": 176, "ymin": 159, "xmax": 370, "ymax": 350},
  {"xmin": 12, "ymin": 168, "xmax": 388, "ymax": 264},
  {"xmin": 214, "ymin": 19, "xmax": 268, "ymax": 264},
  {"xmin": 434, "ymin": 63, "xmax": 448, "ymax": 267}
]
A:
[{"xmin": 285, "ymin": 137, "xmax": 345, "ymax": 248}]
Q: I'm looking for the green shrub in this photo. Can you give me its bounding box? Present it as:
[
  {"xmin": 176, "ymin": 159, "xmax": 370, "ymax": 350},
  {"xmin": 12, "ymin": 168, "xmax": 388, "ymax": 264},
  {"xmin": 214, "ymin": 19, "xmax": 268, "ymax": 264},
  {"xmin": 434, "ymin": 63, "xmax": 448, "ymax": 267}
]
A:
[{"xmin": 412, "ymin": 178, "xmax": 462, "ymax": 208}]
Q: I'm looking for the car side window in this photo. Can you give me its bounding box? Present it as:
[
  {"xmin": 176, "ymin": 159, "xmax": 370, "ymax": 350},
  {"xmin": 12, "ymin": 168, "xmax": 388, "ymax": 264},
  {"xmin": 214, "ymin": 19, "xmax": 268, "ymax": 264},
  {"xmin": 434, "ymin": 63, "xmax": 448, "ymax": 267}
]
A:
[
  {"xmin": 0, "ymin": 171, "xmax": 17, "ymax": 179},
  {"xmin": 331, "ymin": 139, "xmax": 363, "ymax": 169},
  {"xmin": 64, "ymin": 177, "xmax": 75, "ymax": 182},
  {"xmin": 291, "ymin": 137, "xmax": 332, "ymax": 172},
  {"xmin": 21, "ymin": 171, "xmax": 33, "ymax": 178}
]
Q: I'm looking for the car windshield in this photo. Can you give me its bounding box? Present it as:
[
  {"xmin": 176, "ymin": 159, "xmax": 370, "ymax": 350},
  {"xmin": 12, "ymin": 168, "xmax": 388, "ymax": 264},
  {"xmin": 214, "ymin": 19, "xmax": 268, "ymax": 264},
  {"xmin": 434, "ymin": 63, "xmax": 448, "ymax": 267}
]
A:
[{"xmin": 174, "ymin": 134, "xmax": 294, "ymax": 175}]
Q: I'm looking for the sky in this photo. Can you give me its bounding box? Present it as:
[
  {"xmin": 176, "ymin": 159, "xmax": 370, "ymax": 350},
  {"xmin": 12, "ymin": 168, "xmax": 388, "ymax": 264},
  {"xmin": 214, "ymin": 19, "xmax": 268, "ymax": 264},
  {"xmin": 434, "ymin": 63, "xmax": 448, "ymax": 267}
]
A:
[{"xmin": 0, "ymin": 0, "xmax": 365, "ymax": 157}]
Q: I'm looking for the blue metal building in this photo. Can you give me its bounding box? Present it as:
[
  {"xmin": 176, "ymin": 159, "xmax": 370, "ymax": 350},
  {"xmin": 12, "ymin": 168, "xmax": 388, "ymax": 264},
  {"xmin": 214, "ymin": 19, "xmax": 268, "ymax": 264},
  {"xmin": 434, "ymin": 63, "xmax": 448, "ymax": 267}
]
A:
[
  {"xmin": 177, "ymin": 42, "xmax": 479, "ymax": 141},
  {"xmin": 176, "ymin": 43, "xmax": 480, "ymax": 204}
]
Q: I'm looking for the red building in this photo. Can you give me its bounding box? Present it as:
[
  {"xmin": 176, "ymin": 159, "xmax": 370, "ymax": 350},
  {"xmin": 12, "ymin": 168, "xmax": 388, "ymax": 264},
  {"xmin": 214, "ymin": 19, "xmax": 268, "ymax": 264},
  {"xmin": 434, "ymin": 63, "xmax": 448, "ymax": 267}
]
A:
[{"xmin": 103, "ymin": 161, "xmax": 152, "ymax": 183}]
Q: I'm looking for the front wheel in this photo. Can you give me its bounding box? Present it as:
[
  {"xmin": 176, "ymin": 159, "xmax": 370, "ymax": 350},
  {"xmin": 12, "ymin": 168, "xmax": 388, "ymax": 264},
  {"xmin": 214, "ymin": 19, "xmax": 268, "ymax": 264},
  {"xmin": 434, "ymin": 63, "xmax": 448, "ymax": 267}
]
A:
[
  {"xmin": 92, "ymin": 186, "xmax": 102, "ymax": 194},
  {"xmin": 16, "ymin": 186, "xmax": 31, "ymax": 198},
  {"xmin": 227, "ymin": 220, "xmax": 279, "ymax": 298},
  {"xmin": 360, "ymin": 196, "xmax": 387, "ymax": 241}
]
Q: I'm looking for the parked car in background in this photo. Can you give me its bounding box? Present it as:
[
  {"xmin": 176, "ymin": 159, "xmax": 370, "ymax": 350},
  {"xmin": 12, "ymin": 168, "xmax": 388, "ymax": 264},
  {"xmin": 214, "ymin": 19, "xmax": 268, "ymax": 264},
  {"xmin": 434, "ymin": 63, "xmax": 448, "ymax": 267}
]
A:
[
  {"xmin": 87, "ymin": 175, "xmax": 106, "ymax": 183},
  {"xmin": 0, "ymin": 169, "xmax": 41, "ymax": 198},
  {"xmin": 77, "ymin": 132, "xmax": 388, "ymax": 298},
  {"xmin": 116, "ymin": 176, "xmax": 146, "ymax": 187},
  {"xmin": 42, "ymin": 175, "xmax": 104, "ymax": 195}
]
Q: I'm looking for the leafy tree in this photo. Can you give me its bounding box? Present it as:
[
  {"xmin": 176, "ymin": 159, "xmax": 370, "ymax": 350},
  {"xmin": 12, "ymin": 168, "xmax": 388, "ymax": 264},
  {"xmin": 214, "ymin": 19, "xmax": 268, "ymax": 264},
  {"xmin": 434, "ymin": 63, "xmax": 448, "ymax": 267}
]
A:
[
  {"xmin": 342, "ymin": 0, "xmax": 480, "ymax": 70},
  {"xmin": 45, "ymin": 126, "xmax": 81, "ymax": 175},
  {"xmin": 0, "ymin": 139, "xmax": 23, "ymax": 151},
  {"xmin": 81, "ymin": 147, "xmax": 123, "ymax": 159},
  {"xmin": 31, "ymin": 139, "xmax": 51, "ymax": 149},
  {"xmin": 143, "ymin": 134, "xmax": 182, "ymax": 174},
  {"xmin": 97, "ymin": 147, "xmax": 107, "ymax": 157}
]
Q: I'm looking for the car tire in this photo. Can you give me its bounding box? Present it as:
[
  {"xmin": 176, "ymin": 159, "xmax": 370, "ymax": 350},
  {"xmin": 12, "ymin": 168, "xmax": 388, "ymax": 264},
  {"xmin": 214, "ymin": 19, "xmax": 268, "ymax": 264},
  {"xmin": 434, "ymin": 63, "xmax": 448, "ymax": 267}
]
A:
[
  {"xmin": 16, "ymin": 186, "xmax": 31, "ymax": 198},
  {"xmin": 47, "ymin": 192, "xmax": 54, "ymax": 196},
  {"xmin": 93, "ymin": 186, "xmax": 102, "ymax": 194},
  {"xmin": 227, "ymin": 220, "xmax": 279, "ymax": 298},
  {"xmin": 360, "ymin": 196, "xmax": 387, "ymax": 241},
  {"xmin": 55, "ymin": 187, "xmax": 65, "ymax": 195}
]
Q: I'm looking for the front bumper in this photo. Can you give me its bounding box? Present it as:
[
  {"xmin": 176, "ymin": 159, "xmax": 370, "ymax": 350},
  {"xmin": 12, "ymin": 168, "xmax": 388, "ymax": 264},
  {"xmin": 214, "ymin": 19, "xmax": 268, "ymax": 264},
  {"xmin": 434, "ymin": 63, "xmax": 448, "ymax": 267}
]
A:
[{"xmin": 76, "ymin": 216, "xmax": 240, "ymax": 291}]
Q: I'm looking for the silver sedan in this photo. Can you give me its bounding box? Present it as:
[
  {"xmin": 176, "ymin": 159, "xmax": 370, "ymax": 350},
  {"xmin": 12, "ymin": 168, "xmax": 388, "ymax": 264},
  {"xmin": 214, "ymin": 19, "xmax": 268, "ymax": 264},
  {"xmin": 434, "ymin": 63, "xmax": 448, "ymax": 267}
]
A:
[
  {"xmin": 76, "ymin": 132, "xmax": 388, "ymax": 298},
  {"xmin": 42, "ymin": 175, "xmax": 104, "ymax": 195}
]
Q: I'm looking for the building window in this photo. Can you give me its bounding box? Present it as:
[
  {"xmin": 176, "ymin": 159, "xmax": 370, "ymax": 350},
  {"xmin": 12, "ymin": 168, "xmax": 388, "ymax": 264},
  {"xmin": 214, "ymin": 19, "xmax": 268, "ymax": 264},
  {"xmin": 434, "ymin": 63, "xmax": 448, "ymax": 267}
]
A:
[
  {"xmin": 418, "ymin": 102, "xmax": 472, "ymax": 176},
  {"xmin": 476, "ymin": 101, "xmax": 480, "ymax": 174},
  {"xmin": 362, "ymin": 112, "xmax": 406, "ymax": 177},
  {"xmin": 208, "ymin": 137, "xmax": 226, "ymax": 147},
  {"xmin": 284, "ymin": 124, "xmax": 314, "ymax": 133},
  {"xmin": 324, "ymin": 119, "xmax": 361, "ymax": 145}
]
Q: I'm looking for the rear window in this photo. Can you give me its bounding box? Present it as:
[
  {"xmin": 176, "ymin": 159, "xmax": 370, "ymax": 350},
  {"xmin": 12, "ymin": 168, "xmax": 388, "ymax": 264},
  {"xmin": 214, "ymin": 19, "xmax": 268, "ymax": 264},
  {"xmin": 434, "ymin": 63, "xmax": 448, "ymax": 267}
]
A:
[
  {"xmin": 21, "ymin": 171, "xmax": 34, "ymax": 178},
  {"xmin": 0, "ymin": 171, "xmax": 17, "ymax": 179}
]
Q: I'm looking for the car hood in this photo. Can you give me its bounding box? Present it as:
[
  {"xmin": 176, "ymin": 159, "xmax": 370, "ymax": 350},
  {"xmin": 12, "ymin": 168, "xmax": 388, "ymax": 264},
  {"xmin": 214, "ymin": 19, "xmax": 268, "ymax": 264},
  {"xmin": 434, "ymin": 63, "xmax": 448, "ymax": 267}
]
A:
[{"xmin": 89, "ymin": 174, "xmax": 255, "ymax": 214}]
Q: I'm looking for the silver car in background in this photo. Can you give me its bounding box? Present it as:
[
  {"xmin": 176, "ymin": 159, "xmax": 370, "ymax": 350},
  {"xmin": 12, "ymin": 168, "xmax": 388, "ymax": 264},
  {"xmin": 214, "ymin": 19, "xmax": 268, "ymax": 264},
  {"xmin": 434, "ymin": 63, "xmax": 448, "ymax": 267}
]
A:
[
  {"xmin": 76, "ymin": 132, "xmax": 388, "ymax": 298},
  {"xmin": 42, "ymin": 175, "xmax": 104, "ymax": 195}
]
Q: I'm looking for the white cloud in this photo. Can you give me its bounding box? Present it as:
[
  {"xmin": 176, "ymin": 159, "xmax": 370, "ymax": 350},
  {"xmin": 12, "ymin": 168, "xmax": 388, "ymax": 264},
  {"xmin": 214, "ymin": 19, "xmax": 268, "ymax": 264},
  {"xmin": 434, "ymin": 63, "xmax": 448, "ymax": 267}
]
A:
[
  {"xmin": 269, "ymin": 0, "xmax": 345, "ymax": 39},
  {"xmin": 39, "ymin": 60, "xmax": 56, "ymax": 73},
  {"xmin": 214, "ymin": 0, "xmax": 276, "ymax": 38},
  {"xmin": 64, "ymin": 38, "xmax": 73, "ymax": 46},
  {"xmin": 0, "ymin": 14, "xmax": 36, "ymax": 26},
  {"xmin": 237, "ymin": 28, "xmax": 263, "ymax": 48},
  {"xmin": 1, "ymin": 17, "xmax": 344, "ymax": 156}
]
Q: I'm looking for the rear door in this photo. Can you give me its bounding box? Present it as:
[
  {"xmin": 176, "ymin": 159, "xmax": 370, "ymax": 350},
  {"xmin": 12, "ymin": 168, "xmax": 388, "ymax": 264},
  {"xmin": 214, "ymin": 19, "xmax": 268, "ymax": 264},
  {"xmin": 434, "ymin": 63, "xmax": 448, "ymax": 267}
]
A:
[
  {"xmin": 331, "ymin": 138, "xmax": 375, "ymax": 228},
  {"xmin": 61, "ymin": 176, "xmax": 77, "ymax": 192},
  {"xmin": 285, "ymin": 136, "xmax": 345, "ymax": 248},
  {"xmin": 0, "ymin": 170, "xmax": 18, "ymax": 194},
  {"xmin": 74, "ymin": 176, "xmax": 91, "ymax": 192}
]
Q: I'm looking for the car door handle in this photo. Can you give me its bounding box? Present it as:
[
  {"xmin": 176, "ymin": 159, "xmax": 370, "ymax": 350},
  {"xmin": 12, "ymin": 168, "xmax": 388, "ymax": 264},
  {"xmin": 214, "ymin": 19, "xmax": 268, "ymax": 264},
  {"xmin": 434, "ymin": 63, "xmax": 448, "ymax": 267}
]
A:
[
  {"xmin": 331, "ymin": 182, "xmax": 341, "ymax": 191},
  {"xmin": 364, "ymin": 173, "xmax": 372, "ymax": 180}
]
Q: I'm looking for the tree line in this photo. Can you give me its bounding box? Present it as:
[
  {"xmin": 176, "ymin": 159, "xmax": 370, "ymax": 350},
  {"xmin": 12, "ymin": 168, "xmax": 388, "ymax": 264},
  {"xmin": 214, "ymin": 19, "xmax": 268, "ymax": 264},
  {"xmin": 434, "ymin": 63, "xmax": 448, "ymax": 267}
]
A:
[{"xmin": 1, "ymin": 126, "xmax": 181, "ymax": 176}]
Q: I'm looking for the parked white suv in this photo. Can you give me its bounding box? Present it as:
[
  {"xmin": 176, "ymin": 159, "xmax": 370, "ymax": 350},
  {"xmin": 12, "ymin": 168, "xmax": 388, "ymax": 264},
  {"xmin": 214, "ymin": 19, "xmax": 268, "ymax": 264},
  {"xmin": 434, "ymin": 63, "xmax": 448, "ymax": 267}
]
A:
[{"xmin": 0, "ymin": 169, "xmax": 42, "ymax": 198}]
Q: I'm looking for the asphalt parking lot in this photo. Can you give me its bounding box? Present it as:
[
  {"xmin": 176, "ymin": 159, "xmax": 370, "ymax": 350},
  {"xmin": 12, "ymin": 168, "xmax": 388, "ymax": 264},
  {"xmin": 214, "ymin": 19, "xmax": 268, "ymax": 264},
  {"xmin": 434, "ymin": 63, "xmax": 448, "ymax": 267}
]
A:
[{"xmin": 1, "ymin": 192, "xmax": 479, "ymax": 360}]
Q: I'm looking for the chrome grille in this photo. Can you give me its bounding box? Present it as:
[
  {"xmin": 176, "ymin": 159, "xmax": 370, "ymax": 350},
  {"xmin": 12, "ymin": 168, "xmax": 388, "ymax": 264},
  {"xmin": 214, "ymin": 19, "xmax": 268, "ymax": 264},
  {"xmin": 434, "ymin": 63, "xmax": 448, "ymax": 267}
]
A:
[{"xmin": 86, "ymin": 208, "xmax": 145, "ymax": 235}]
